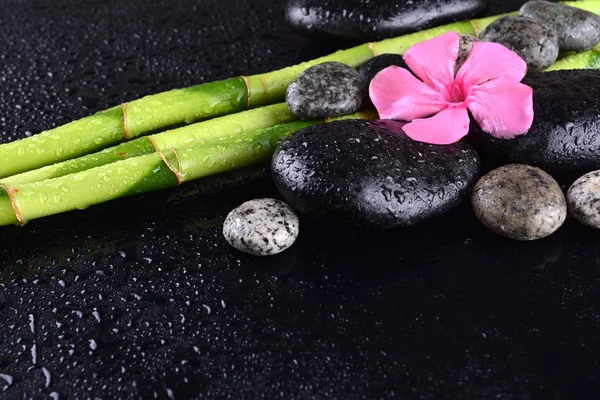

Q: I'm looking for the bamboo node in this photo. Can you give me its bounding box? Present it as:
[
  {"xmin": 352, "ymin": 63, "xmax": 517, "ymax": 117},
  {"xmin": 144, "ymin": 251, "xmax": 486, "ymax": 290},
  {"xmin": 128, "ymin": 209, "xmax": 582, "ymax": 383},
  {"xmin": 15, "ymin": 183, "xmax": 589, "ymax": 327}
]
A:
[
  {"xmin": 241, "ymin": 76, "xmax": 251, "ymax": 109},
  {"xmin": 123, "ymin": 102, "xmax": 131, "ymax": 141},
  {"xmin": 259, "ymin": 76, "xmax": 268, "ymax": 105},
  {"xmin": 170, "ymin": 148, "xmax": 183, "ymax": 186},
  {"xmin": 147, "ymin": 137, "xmax": 182, "ymax": 185},
  {"xmin": 1, "ymin": 184, "xmax": 24, "ymax": 225},
  {"xmin": 469, "ymin": 19, "xmax": 482, "ymax": 37},
  {"xmin": 369, "ymin": 42, "xmax": 378, "ymax": 57}
]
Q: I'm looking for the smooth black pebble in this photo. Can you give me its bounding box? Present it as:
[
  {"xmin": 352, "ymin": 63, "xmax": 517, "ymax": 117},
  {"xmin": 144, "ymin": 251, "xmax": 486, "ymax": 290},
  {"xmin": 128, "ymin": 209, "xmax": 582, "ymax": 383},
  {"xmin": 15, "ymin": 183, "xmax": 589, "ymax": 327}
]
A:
[
  {"xmin": 271, "ymin": 119, "xmax": 480, "ymax": 230},
  {"xmin": 469, "ymin": 70, "xmax": 600, "ymax": 180},
  {"xmin": 481, "ymin": 15, "xmax": 559, "ymax": 72},
  {"xmin": 285, "ymin": 0, "xmax": 487, "ymax": 41},
  {"xmin": 359, "ymin": 54, "xmax": 412, "ymax": 87},
  {"xmin": 286, "ymin": 62, "xmax": 366, "ymax": 119},
  {"xmin": 520, "ymin": 0, "xmax": 600, "ymax": 51}
]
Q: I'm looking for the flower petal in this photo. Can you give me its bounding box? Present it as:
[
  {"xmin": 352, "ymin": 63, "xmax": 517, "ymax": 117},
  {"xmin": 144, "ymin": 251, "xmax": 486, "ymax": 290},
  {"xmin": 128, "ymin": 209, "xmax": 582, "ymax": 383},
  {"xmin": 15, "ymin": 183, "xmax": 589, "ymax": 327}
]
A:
[
  {"xmin": 402, "ymin": 31, "xmax": 459, "ymax": 101},
  {"xmin": 456, "ymin": 41, "xmax": 527, "ymax": 90},
  {"xmin": 402, "ymin": 105, "xmax": 470, "ymax": 145},
  {"xmin": 369, "ymin": 66, "xmax": 448, "ymax": 121},
  {"xmin": 467, "ymin": 79, "xmax": 534, "ymax": 139}
]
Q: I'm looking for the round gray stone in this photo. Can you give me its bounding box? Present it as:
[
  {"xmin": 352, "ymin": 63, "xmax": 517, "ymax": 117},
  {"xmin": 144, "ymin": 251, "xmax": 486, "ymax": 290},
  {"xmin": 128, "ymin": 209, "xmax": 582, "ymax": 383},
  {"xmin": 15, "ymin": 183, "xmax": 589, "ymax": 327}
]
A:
[
  {"xmin": 455, "ymin": 34, "xmax": 478, "ymax": 74},
  {"xmin": 471, "ymin": 164, "xmax": 567, "ymax": 241},
  {"xmin": 286, "ymin": 62, "xmax": 365, "ymax": 119},
  {"xmin": 481, "ymin": 15, "xmax": 559, "ymax": 73},
  {"xmin": 567, "ymin": 170, "xmax": 600, "ymax": 229},
  {"xmin": 223, "ymin": 198, "xmax": 299, "ymax": 256},
  {"xmin": 520, "ymin": 0, "xmax": 600, "ymax": 51}
]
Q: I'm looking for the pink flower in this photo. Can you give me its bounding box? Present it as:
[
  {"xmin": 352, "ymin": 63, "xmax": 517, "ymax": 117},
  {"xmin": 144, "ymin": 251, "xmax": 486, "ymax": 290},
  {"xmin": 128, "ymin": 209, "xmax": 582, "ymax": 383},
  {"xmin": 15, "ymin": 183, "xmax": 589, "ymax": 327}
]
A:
[{"xmin": 369, "ymin": 31, "xmax": 534, "ymax": 145}]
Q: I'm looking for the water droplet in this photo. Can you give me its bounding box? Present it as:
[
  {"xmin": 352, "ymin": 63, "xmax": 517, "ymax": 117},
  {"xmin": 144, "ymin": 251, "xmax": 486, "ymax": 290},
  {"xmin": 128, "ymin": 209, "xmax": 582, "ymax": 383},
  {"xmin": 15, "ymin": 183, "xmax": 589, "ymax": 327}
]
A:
[
  {"xmin": 0, "ymin": 374, "xmax": 14, "ymax": 386},
  {"xmin": 42, "ymin": 367, "xmax": 51, "ymax": 388}
]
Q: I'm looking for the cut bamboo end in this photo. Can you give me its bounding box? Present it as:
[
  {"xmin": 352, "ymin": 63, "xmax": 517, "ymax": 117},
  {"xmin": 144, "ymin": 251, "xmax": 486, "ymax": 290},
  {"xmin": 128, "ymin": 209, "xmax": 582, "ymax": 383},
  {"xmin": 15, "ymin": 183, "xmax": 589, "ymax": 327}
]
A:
[{"xmin": 0, "ymin": 184, "xmax": 23, "ymax": 226}]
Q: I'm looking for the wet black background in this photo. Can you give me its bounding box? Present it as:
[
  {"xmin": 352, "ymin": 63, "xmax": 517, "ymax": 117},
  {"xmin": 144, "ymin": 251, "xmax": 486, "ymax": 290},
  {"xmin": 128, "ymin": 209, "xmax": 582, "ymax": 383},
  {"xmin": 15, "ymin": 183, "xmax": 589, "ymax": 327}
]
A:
[{"xmin": 0, "ymin": 0, "xmax": 599, "ymax": 399}]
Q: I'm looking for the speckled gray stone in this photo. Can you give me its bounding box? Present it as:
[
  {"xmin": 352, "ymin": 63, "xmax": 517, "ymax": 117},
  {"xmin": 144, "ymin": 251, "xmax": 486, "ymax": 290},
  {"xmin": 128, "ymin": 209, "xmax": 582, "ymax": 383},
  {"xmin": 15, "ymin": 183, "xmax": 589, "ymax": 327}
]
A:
[
  {"xmin": 455, "ymin": 34, "xmax": 478, "ymax": 73},
  {"xmin": 471, "ymin": 164, "xmax": 567, "ymax": 241},
  {"xmin": 567, "ymin": 170, "xmax": 600, "ymax": 229},
  {"xmin": 286, "ymin": 62, "xmax": 365, "ymax": 119},
  {"xmin": 223, "ymin": 198, "xmax": 299, "ymax": 256},
  {"xmin": 481, "ymin": 15, "xmax": 559, "ymax": 73},
  {"xmin": 520, "ymin": 0, "xmax": 600, "ymax": 51}
]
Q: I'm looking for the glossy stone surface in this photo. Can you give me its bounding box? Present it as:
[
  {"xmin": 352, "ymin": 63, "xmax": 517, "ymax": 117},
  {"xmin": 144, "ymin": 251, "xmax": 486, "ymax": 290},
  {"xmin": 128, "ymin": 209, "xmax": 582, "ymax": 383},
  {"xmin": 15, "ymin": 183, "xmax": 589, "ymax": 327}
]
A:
[
  {"xmin": 481, "ymin": 15, "xmax": 559, "ymax": 72},
  {"xmin": 285, "ymin": 0, "xmax": 488, "ymax": 41},
  {"xmin": 471, "ymin": 164, "xmax": 567, "ymax": 240},
  {"xmin": 223, "ymin": 198, "xmax": 299, "ymax": 256},
  {"xmin": 520, "ymin": 0, "xmax": 600, "ymax": 51},
  {"xmin": 468, "ymin": 70, "xmax": 600, "ymax": 179},
  {"xmin": 359, "ymin": 54, "xmax": 411, "ymax": 87},
  {"xmin": 271, "ymin": 119, "xmax": 480, "ymax": 229}
]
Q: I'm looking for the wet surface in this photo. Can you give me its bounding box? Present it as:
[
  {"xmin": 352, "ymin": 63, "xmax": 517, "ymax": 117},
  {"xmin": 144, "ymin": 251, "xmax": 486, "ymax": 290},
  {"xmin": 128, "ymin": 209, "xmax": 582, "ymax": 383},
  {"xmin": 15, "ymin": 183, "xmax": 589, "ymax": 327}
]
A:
[{"xmin": 0, "ymin": 0, "xmax": 599, "ymax": 398}]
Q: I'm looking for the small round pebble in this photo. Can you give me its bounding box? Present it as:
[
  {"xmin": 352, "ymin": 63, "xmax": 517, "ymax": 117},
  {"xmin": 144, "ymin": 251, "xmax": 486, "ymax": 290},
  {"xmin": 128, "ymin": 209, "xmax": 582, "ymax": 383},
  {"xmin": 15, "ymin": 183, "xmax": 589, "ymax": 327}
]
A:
[
  {"xmin": 520, "ymin": 0, "xmax": 600, "ymax": 51},
  {"xmin": 223, "ymin": 198, "xmax": 299, "ymax": 256},
  {"xmin": 455, "ymin": 34, "xmax": 478, "ymax": 73},
  {"xmin": 567, "ymin": 170, "xmax": 600, "ymax": 229},
  {"xmin": 471, "ymin": 164, "xmax": 567, "ymax": 241},
  {"xmin": 481, "ymin": 15, "xmax": 559, "ymax": 73},
  {"xmin": 286, "ymin": 62, "xmax": 366, "ymax": 119}
]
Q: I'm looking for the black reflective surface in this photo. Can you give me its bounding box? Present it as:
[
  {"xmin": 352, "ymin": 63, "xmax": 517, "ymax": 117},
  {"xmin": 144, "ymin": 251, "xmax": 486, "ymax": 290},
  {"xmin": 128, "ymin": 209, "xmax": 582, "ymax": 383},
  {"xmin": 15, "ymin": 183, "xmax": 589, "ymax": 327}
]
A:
[{"xmin": 0, "ymin": 0, "xmax": 599, "ymax": 399}]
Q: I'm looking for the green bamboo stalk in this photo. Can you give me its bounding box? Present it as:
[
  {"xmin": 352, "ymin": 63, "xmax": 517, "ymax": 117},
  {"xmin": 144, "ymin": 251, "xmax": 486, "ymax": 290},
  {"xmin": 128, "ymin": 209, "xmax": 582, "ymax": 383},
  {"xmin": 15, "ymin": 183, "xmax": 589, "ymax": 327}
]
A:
[
  {"xmin": 1, "ymin": 103, "xmax": 296, "ymax": 186},
  {"xmin": 0, "ymin": 110, "xmax": 375, "ymax": 226},
  {"xmin": 546, "ymin": 45, "xmax": 600, "ymax": 71},
  {"xmin": 1, "ymin": 1, "xmax": 597, "ymax": 179},
  {"xmin": 3, "ymin": 54, "xmax": 599, "ymax": 187}
]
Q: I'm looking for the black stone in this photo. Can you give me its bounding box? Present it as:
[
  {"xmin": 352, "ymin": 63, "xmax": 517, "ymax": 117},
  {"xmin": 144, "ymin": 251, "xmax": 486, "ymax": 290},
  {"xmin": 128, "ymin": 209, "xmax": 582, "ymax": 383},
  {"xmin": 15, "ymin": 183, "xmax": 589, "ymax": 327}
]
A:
[
  {"xmin": 271, "ymin": 119, "xmax": 480, "ymax": 229},
  {"xmin": 285, "ymin": 0, "xmax": 488, "ymax": 41},
  {"xmin": 481, "ymin": 15, "xmax": 559, "ymax": 72},
  {"xmin": 468, "ymin": 70, "xmax": 600, "ymax": 180},
  {"xmin": 286, "ymin": 61, "xmax": 366, "ymax": 119},
  {"xmin": 359, "ymin": 54, "xmax": 412, "ymax": 88}
]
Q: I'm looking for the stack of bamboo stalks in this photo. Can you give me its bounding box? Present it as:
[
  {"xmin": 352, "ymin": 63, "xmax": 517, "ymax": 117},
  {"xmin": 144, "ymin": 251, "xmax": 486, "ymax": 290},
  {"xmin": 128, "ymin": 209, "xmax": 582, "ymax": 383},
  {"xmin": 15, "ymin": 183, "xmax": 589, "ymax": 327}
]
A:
[{"xmin": 0, "ymin": 1, "xmax": 599, "ymax": 227}]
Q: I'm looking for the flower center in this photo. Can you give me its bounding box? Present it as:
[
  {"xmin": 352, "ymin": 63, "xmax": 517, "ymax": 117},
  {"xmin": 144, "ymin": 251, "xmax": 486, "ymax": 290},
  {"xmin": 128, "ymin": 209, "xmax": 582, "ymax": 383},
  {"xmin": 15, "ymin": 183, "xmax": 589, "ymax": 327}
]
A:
[{"xmin": 450, "ymin": 83, "xmax": 466, "ymax": 103}]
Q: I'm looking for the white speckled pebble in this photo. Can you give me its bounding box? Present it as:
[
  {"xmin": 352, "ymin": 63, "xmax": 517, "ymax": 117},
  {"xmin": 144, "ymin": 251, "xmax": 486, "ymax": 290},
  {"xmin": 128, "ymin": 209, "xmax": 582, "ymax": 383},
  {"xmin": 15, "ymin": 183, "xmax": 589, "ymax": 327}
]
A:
[
  {"xmin": 223, "ymin": 198, "xmax": 299, "ymax": 256},
  {"xmin": 567, "ymin": 170, "xmax": 600, "ymax": 229}
]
